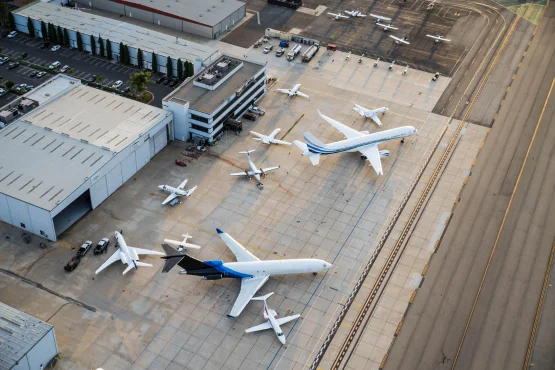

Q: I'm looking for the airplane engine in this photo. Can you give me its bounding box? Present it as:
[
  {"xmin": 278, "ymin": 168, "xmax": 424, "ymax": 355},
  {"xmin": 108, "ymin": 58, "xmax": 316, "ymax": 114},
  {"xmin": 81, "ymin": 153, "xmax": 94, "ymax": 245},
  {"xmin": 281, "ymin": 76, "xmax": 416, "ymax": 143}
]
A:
[
  {"xmin": 379, "ymin": 150, "xmax": 390, "ymax": 158},
  {"xmin": 260, "ymin": 169, "xmax": 267, "ymax": 178}
]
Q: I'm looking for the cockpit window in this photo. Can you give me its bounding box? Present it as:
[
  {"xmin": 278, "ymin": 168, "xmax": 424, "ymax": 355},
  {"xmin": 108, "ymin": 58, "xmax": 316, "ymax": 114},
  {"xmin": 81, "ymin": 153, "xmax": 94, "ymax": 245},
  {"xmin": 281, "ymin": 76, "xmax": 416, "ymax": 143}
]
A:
[{"xmin": 278, "ymin": 333, "xmax": 284, "ymax": 336}]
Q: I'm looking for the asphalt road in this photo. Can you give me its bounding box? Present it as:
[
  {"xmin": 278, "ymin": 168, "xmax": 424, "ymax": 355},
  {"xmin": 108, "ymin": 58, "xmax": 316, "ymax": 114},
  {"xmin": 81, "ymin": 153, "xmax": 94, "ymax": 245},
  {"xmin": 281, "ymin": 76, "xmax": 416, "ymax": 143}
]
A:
[
  {"xmin": 0, "ymin": 33, "xmax": 175, "ymax": 107},
  {"xmin": 385, "ymin": 5, "xmax": 555, "ymax": 370}
]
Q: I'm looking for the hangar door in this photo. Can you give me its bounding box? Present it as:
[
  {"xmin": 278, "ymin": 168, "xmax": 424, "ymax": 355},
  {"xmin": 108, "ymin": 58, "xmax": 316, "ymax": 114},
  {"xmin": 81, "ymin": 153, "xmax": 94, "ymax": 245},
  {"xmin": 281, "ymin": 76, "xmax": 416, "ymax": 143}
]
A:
[{"xmin": 153, "ymin": 126, "xmax": 167, "ymax": 155}]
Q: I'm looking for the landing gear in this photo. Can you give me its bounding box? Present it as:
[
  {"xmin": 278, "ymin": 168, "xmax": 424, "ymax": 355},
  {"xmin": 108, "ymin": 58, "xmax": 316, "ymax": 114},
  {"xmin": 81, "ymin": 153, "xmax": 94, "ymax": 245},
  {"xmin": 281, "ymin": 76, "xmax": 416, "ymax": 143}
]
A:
[
  {"xmin": 401, "ymin": 139, "xmax": 405, "ymax": 143},
  {"xmin": 361, "ymin": 155, "xmax": 367, "ymax": 160},
  {"xmin": 257, "ymin": 182, "xmax": 264, "ymax": 190},
  {"xmin": 313, "ymin": 272, "xmax": 317, "ymax": 275}
]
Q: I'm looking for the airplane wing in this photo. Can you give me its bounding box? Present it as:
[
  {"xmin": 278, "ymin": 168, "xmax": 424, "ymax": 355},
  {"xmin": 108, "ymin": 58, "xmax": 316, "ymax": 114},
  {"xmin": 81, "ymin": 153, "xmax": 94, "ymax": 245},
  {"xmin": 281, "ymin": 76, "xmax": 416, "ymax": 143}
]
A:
[
  {"xmin": 130, "ymin": 247, "xmax": 165, "ymax": 256},
  {"xmin": 358, "ymin": 14, "xmax": 367, "ymax": 17},
  {"xmin": 359, "ymin": 145, "xmax": 383, "ymax": 176},
  {"xmin": 271, "ymin": 139, "xmax": 292, "ymax": 145},
  {"xmin": 162, "ymin": 192, "xmax": 179, "ymax": 205},
  {"xmin": 277, "ymin": 89, "xmax": 291, "ymax": 94},
  {"xmin": 370, "ymin": 13, "xmax": 391, "ymax": 20},
  {"xmin": 217, "ymin": 229, "xmax": 260, "ymax": 262},
  {"xmin": 229, "ymin": 171, "xmax": 252, "ymax": 176},
  {"xmin": 245, "ymin": 321, "xmax": 273, "ymax": 333},
  {"xmin": 95, "ymin": 250, "xmax": 122, "ymax": 274},
  {"xmin": 296, "ymin": 91, "xmax": 309, "ymax": 98},
  {"xmin": 177, "ymin": 179, "xmax": 188, "ymax": 190},
  {"xmin": 318, "ymin": 110, "xmax": 361, "ymax": 139},
  {"xmin": 250, "ymin": 131, "xmax": 266, "ymax": 140},
  {"xmin": 275, "ymin": 314, "xmax": 301, "ymax": 326},
  {"xmin": 228, "ymin": 275, "xmax": 270, "ymax": 318},
  {"xmin": 261, "ymin": 166, "xmax": 280, "ymax": 173},
  {"xmin": 371, "ymin": 115, "xmax": 383, "ymax": 126}
]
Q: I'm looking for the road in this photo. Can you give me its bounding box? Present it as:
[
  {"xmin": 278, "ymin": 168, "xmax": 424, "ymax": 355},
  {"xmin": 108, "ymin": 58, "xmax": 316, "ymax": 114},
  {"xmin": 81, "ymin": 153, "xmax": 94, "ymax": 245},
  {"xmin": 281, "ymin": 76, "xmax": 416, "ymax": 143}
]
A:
[{"xmin": 385, "ymin": 4, "xmax": 555, "ymax": 370}]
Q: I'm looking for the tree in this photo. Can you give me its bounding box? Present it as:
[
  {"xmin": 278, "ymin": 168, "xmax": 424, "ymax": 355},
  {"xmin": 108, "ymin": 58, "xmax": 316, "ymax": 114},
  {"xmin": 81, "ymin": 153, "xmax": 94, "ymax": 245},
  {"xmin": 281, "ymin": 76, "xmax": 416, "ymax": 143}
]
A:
[
  {"xmin": 40, "ymin": 21, "xmax": 47, "ymax": 40},
  {"xmin": 137, "ymin": 48, "xmax": 143, "ymax": 69},
  {"xmin": 177, "ymin": 59, "xmax": 183, "ymax": 80},
  {"xmin": 76, "ymin": 31, "xmax": 83, "ymax": 51},
  {"xmin": 151, "ymin": 52, "xmax": 157, "ymax": 73},
  {"xmin": 57, "ymin": 26, "xmax": 63, "ymax": 46},
  {"xmin": 98, "ymin": 36, "xmax": 105, "ymax": 58},
  {"xmin": 129, "ymin": 71, "xmax": 153, "ymax": 97},
  {"xmin": 119, "ymin": 42, "xmax": 124, "ymax": 63},
  {"xmin": 63, "ymin": 28, "xmax": 69, "ymax": 47},
  {"xmin": 186, "ymin": 61, "xmax": 194, "ymax": 77},
  {"xmin": 125, "ymin": 45, "xmax": 131, "ymax": 64},
  {"xmin": 90, "ymin": 35, "xmax": 96, "ymax": 55},
  {"xmin": 0, "ymin": 4, "xmax": 10, "ymax": 28},
  {"xmin": 6, "ymin": 80, "xmax": 14, "ymax": 90},
  {"xmin": 8, "ymin": 12, "xmax": 14, "ymax": 31},
  {"xmin": 27, "ymin": 17, "xmax": 35, "ymax": 37},
  {"xmin": 106, "ymin": 39, "xmax": 112, "ymax": 60},
  {"xmin": 166, "ymin": 57, "xmax": 172, "ymax": 78}
]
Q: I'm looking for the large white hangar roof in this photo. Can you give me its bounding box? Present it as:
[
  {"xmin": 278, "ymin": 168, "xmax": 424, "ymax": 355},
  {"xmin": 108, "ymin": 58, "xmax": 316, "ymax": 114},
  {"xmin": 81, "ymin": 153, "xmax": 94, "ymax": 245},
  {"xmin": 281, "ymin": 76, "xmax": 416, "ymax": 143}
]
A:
[
  {"xmin": 0, "ymin": 75, "xmax": 171, "ymax": 211},
  {"xmin": 15, "ymin": 2, "xmax": 219, "ymax": 63}
]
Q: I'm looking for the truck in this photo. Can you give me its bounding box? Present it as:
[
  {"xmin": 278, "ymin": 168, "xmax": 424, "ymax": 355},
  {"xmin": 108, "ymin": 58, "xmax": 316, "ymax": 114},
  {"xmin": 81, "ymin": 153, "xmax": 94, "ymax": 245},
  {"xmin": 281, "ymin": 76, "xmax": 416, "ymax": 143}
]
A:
[
  {"xmin": 287, "ymin": 44, "xmax": 302, "ymax": 61},
  {"xmin": 301, "ymin": 43, "xmax": 320, "ymax": 63},
  {"xmin": 279, "ymin": 40, "xmax": 290, "ymax": 48}
]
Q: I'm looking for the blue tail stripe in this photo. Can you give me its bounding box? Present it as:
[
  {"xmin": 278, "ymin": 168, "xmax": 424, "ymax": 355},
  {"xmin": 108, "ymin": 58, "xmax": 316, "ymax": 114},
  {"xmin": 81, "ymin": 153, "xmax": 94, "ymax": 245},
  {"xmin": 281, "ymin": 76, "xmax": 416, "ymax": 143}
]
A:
[{"xmin": 204, "ymin": 260, "xmax": 253, "ymax": 279}]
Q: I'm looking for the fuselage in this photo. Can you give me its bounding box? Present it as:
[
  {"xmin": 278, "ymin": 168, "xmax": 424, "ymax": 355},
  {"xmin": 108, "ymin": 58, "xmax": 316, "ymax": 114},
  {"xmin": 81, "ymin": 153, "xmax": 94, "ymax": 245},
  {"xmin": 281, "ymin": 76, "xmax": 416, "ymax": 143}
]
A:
[
  {"xmin": 158, "ymin": 185, "xmax": 186, "ymax": 196},
  {"xmin": 115, "ymin": 231, "xmax": 135, "ymax": 266},
  {"xmin": 265, "ymin": 303, "xmax": 285, "ymax": 344}
]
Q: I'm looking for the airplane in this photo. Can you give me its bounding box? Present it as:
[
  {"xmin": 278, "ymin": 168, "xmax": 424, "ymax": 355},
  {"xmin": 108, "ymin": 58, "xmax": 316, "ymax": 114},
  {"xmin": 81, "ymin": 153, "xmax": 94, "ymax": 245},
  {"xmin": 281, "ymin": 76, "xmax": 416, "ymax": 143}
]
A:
[
  {"xmin": 344, "ymin": 10, "xmax": 367, "ymax": 17},
  {"xmin": 160, "ymin": 228, "xmax": 332, "ymax": 318},
  {"xmin": 346, "ymin": 51, "xmax": 351, "ymax": 61},
  {"xmin": 250, "ymin": 129, "xmax": 292, "ymax": 145},
  {"xmin": 276, "ymin": 84, "xmax": 309, "ymax": 98},
  {"xmin": 353, "ymin": 104, "xmax": 389, "ymax": 126},
  {"xmin": 158, "ymin": 179, "xmax": 197, "ymax": 205},
  {"xmin": 376, "ymin": 22, "xmax": 399, "ymax": 31},
  {"xmin": 427, "ymin": 34, "xmax": 451, "ymax": 43},
  {"xmin": 370, "ymin": 14, "xmax": 392, "ymax": 23},
  {"xmin": 163, "ymin": 233, "xmax": 202, "ymax": 251},
  {"xmin": 293, "ymin": 110, "xmax": 417, "ymax": 175},
  {"xmin": 391, "ymin": 35, "xmax": 410, "ymax": 45},
  {"xmin": 229, "ymin": 150, "xmax": 280, "ymax": 189},
  {"xmin": 327, "ymin": 12, "xmax": 349, "ymax": 20},
  {"xmin": 95, "ymin": 231, "xmax": 165, "ymax": 275},
  {"xmin": 245, "ymin": 292, "xmax": 300, "ymax": 344}
]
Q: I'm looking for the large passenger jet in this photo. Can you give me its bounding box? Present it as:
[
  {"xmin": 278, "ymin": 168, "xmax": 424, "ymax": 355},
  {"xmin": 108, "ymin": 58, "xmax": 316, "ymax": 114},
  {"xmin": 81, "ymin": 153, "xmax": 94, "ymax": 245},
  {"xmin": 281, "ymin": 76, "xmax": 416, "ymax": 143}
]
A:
[
  {"xmin": 160, "ymin": 229, "xmax": 332, "ymax": 318},
  {"xmin": 293, "ymin": 110, "xmax": 417, "ymax": 175}
]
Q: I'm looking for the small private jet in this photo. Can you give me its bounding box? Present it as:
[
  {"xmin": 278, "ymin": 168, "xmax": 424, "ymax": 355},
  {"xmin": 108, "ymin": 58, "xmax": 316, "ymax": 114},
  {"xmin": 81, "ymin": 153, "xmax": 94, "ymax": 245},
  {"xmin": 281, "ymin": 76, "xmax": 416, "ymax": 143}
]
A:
[
  {"xmin": 376, "ymin": 22, "xmax": 399, "ymax": 32},
  {"xmin": 277, "ymin": 84, "xmax": 309, "ymax": 98},
  {"xmin": 391, "ymin": 35, "xmax": 410, "ymax": 45},
  {"xmin": 293, "ymin": 110, "xmax": 417, "ymax": 175},
  {"xmin": 161, "ymin": 229, "xmax": 332, "ymax": 318},
  {"xmin": 327, "ymin": 12, "xmax": 349, "ymax": 20},
  {"xmin": 427, "ymin": 34, "xmax": 451, "ymax": 43},
  {"xmin": 158, "ymin": 179, "xmax": 197, "ymax": 205},
  {"xmin": 95, "ymin": 231, "xmax": 165, "ymax": 275},
  {"xmin": 344, "ymin": 10, "xmax": 367, "ymax": 17},
  {"xmin": 163, "ymin": 233, "xmax": 202, "ymax": 251},
  {"xmin": 229, "ymin": 150, "xmax": 280, "ymax": 189},
  {"xmin": 245, "ymin": 292, "xmax": 300, "ymax": 344},
  {"xmin": 250, "ymin": 129, "xmax": 292, "ymax": 145},
  {"xmin": 370, "ymin": 14, "xmax": 392, "ymax": 23},
  {"xmin": 353, "ymin": 104, "xmax": 389, "ymax": 126}
]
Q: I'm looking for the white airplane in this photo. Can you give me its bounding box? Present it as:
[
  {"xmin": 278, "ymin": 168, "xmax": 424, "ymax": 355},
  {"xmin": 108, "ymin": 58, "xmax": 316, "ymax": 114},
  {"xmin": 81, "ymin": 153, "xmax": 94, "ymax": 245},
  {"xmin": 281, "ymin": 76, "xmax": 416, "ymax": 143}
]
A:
[
  {"xmin": 160, "ymin": 229, "xmax": 332, "ymax": 318},
  {"xmin": 250, "ymin": 129, "xmax": 292, "ymax": 145},
  {"xmin": 344, "ymin": 10, "xmax": 367, "ymax": 17},
  {"xmin": 163, "ymin": 233, "xmax": 202, "ymax": 251},
  {"xmin": 353, "ymin": 104, "xmax": 389, "ymax": 126},
  {"xmin": 376, "ymin": 22, "xmax": 399, "ymax": 31},
  {"xmin": 158, "ymin": 179, "xmax": 197, "ymax": 205},
  {"xmin": 229, "ymin": 150, "xmax": 280, "ymax": 189},
  {"xmin": 245, "ymin": 292, "xmax": 300, "ymax": 344},
  {"xmin": 293, "ymin": 110, "xmax": 417, "ymax": 175},
  {"xmin": 327, "ymin": 12, "xmax": 349, "ymax": 20},
  {"xmin": 346, "ymin": 51, "xmax": 351, "ymax": 61},
  {"xmin": 95, "ymin": 231, "xmax": 165, "ymax": 275},
  {"xmin": 391, "ymin": 35, "xmax": 410, "ymax": 45},
  {"xmin": 370, "ymin": 14, "xmax": 392, "ymax": 23},
  {"xmin": 277, "ymin": 84, "xmax": 309, "ymax": 98},
  {"xmin": 427, "ymin": 34, "xmax": 451, "ymax": 43}
]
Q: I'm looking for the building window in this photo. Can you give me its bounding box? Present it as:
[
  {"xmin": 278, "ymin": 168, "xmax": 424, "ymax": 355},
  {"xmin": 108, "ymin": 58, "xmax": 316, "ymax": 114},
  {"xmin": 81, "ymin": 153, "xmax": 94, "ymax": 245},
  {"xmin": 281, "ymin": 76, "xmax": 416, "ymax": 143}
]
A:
[
  {"xmin": 191, "ymin": 123, "xmax": 209, "ymax": 133},
  {"xmin": 20, "ymin": 223, "xmax": 26, "ymax": 229},
  {"xmin": 190, "ymin": 113, "xmax": 209, "ymax": 123}
]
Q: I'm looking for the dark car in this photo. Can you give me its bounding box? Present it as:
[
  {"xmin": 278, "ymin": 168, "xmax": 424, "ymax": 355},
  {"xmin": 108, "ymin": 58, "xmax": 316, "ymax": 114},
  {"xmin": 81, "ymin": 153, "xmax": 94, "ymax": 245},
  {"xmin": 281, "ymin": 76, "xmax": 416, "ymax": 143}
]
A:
[
  {"xmin": 88, "ymin": 74, "xmax": 98, "ymax": 83},
  {"xmin": 169, "ymin": 79, "xmax": 178, "ymax": 87},
  {"xmin": 163, "ymin": 78, "xmax": 171, "ymax": 85},
  {"xmin": 93, "ymin": 238, "xmax": 110, "ymax": 255},
  {"xmin": 156, "ymin": 76, "xmax": 165, "ymax": 84},
  {"xmin": 76, "ymin": 240, "xmax": 93, "ymax": 258},
  {"xmin": 243, "ymin": 112, "xmax": 257, "ymax": 121},
  {"xmin": 64, "ymin": 256, "xmax": 81, "ymax": 272},
  {"xmin": 29, "ymin": 70, "xmax": 38, "ymax": 77},
  {"xmin": 0, "ymin": 57, "xmax": 9, "ymax": 65},
  {"xmin": 40, "ymin": 42, "xmax": 51, "ymax": 49},
  {"xmin": 123, "ymin": 86, "xmax": 131, "ymax": 93},
  {"xmin": 21, "ymin": 52, "xmax": 28, "ymax": 58},
  {"xmin": 175, "ymin": 159, "xmax": 187, "ymax": 167},
  {"xmin": 7, "ymin": 62, "xmax": 20, "ymax": 70}
]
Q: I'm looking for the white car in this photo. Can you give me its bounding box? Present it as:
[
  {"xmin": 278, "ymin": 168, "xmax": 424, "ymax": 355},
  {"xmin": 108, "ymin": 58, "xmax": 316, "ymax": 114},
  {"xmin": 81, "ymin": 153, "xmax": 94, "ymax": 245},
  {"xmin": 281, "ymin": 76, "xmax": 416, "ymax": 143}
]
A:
[
  {"xmin": 51, "ymin": 45, "xmax": 61, "ymax": 52},
  {"xmin": 48, "ymin": 61, "xmax": 61, "ymax": 69},
  {"xmin": 60, "ymin": 65, "xmax": 70, "ymax": 73},
  {"xmin": 7, "ymin": 31, "xmax": 17, "ymax": 39},
  {"xmin": 112, "ymin": 80, "xmax": 123, "ymax": 89},
  {"xmin": 0, "ymin": 88, "xmax": 6, "ymax": 97},
  {"xmin": 263, "ymin": 45, "xmax": 274, "ymax": 54}
]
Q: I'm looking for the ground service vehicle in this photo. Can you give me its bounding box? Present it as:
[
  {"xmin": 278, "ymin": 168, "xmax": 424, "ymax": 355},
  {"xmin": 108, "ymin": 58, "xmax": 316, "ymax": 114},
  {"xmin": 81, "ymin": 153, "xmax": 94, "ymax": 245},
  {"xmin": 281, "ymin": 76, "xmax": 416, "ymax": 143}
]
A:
[
  {"xmin": 94, "ymin": 238, "xmax": 110, "ymax": 255},
  {"xmin": 287, "ymin": 45, "xmax": 302, "ymax": 61},
  {"xmin": 77, "ymin": 241, "xmax": 93, "ymax": 257},
  {"xmin": 276, "ymin": 48, "xmax": 285, "ymax": 57},
  {"xmin": 302, "ymin": 43, "xmax": 320, "ymax": 62}
]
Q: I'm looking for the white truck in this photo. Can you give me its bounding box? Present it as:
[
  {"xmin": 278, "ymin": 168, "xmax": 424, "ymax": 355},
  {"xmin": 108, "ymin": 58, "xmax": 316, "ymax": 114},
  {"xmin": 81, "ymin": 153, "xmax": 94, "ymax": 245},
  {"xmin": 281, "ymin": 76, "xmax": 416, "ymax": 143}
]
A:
[
  {"xmin": 286, "ymin": 44, "xmax": 302, "ymax": 61},
  {"xmin": 301, "ymin": 43, "xmax": 320, "ymax": 63}
]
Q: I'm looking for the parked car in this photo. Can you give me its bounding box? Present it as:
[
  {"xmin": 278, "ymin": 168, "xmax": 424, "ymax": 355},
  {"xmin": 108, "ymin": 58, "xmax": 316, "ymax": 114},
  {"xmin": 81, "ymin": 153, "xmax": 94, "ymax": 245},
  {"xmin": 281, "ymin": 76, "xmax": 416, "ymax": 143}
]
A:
[
  {"xmin": 243, "ymin": 112, "xmax": 257, "ymax": 121},
  {"xmin": 64, "ymin": 256, "xmax": 81, "ymax": 272},
  {"xmin": 163, "ymin": 78, "xmax": 171, "ymax": 85},
  {"xmin": 49, "ymin": 61, "xmax": 61, "ymax": 69},
  {"xmin": 0, "ymin": 56, "xmax": 10, "ymax": 65},
  {"xmin": 88, "ymin": 74, "xmax": 98, "ymax": 82},
  {"xmin": 432, "ymin": 72, "xmax": 440, "ymax": 82},
  {"xmin": 51, "ymin": 45, "xmax": 61, "ymax": 52},
  {"xmin": 263, "ymin": 45, "xmax": 274, "ymax": 54},
  {"xmin": 249, "ymin": 106, "xmax": 265, "ymax": 116},
  {"xmin": 112, "ymin": 80, "xmax": 123, "ymax": 89},
  {"xmin": 93, "ymin": 238, "xmax": 110, "ymax": 255},
  {"xmin": 175, "ymin": 159, "xmax": 187, "ymax": 167},
  {"xmin": 7, "ymin": 62, "xmax": 20, "ymax": 70},
  {"xmin": 156, "ymin": 76, "xmax": 165, "ymax": 84},
  {"xmin": 24, "ymin": 85, "xmax": 34, "ymax": 92},
  {"xmin": 275, "ymin": 48, "xmax": 285, "ymax": 57},
  {"xmin": 76, "ymin": 240, "xmax": 93, "ymax": 258},
  {"xmin": 0, "ymin": 89, "xmax": 6, "ymax": 97},
  {"xmin": 36, "ymin": 71, "xmax": 47, "ymax": 78},
  {"xmin": 40, "ymin": 42, "xmax": 51, "ymax": 49},
  {"xmin": 7, "ymin": 31, "xmax": 17, "ymax": 39},
  {"xmin": 169, "ymin": 78, "xmax": 178, "ymax": 87},
  {"xmin": 123, "ymin": 86, "xmax": 131, "ymax": 93},
  {"xmin": 196, "ymin": 146, "xmax": 206, "ymax": 152},
  {"xmin": 60, "ymin": 65, "xmax": 70, "ymax": 73},
  {"xmin": 279, "ymin": 40, "xmax": 290, "ymax": 48},
  {"xmin": 29, "ymin": 70, "xmax": 38, "ymax": 77},
  {"xmin": 262, "ymin": 36, "xmax": 269, "ymax": 43}
]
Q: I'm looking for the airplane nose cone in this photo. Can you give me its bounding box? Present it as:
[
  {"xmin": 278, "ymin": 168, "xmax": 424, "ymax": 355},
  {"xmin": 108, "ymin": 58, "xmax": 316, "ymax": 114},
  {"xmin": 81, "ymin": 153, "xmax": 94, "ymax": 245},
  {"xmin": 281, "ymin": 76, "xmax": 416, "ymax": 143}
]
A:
[{"xmin": 279, "ymin": 335, "xmax": 286, "ymax": 345}]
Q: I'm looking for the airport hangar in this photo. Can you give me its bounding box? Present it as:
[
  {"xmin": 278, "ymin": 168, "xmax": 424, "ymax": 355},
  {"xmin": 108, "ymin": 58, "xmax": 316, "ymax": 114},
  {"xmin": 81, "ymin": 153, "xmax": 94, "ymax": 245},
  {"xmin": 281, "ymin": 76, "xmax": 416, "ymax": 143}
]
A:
[
  {"xmin": 0, "ymin": 75, "xmax": 173, "ymax": 242},
  {"xmin": 163, "ymin": 54, "xmax": 267, "ymax": 144},
  {"xmin": 76, "ymin": 0, "xmax": 246, "ymax": 39},
  {"xmin": 13, "ymin": 2, "xmax": 219, "ymax": 75}
]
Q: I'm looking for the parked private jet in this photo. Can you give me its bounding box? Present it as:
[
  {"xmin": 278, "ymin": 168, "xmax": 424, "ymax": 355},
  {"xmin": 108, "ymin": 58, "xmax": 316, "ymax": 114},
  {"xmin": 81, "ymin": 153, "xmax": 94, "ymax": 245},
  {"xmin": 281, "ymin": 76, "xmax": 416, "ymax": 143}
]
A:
[
  {"xmin": 391, "ymin": 35, "xmax": 410, "ymax": 45},
  {"xmin": 293, "ymin": 110, "xmax": 417, "ymax": 175},
  {"xmin": 95, "ymin": 231, "xmax": 165, "ymax": 275},
  {"xmin": 277, "ymin": 84, "xmax": 309, "ymax": 98},
  {"xmin": 353, "ymin": 104, "xmax": 389, "ymax": 126},
  {"xmin": 163, "ymin": 233, "xmax": 202, "ymax": 251},
  {"xmin": 160, "ymin": 229, "xmax": 332, "ymax": 318},
  {"xmin": 245, "ymin": 292, "xmax": 300, "ymax": 344},
  {"xmin": 427, "ymin": 34, "xmax": 451, "ymax": 43},
  {"xmin": 327, "ymin": 12, "xmax": 349, "ymax": 20},
  {"xmin": 250, "ymin": 129, "xmax": 291, "ymax": 145},
  {"xmin": 344, "ymin": 10, "xmax": 367, "ymax": 17},
  {"xmin": 229, "ymin": 150, "xmax": 280, "ymax": 189},
  {"xmin": 158, "ymin": 179, "xmax": 197, "ymax": 205}
]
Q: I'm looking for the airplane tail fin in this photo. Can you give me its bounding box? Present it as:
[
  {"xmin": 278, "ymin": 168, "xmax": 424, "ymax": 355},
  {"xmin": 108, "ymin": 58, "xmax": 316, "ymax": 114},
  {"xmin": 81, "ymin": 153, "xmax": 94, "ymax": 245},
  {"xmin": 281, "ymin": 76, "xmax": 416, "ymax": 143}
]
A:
[
  {"xmin": 303, "ymin": 132, "xmax": 329, "ymax": 150},
  {"xmin": 239, "ymin": 150, "xmax": 256, "ymax": 155},
  {"xmin": 160, "ymin": 243, "xmax": 185, "ymax": 273},
  {"xmin": 293, "ymin": 140, "xmax": 321, "ymax": 165},
  {"xmin": 251, "ymin": 292, "xmax": 274, "ymax": 301}
]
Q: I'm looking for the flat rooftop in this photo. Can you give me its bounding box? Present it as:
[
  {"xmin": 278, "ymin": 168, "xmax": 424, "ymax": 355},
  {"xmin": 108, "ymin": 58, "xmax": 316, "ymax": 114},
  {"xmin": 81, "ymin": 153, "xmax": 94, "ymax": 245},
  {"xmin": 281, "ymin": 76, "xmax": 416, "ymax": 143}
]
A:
[
  {"xmin": 165, "ymin": 56, "xmax": 265, "ymax": 114},
  {"xmin": 16, "ymin": 2, "xmax": 219, "ymax": 63},
  {"xmin": 0, "ymin": 75, "xmax": 171, "ymax": 211},
  {"xmin": 121, "ymin": 0, "xmax": 246, "ymax": 27}
]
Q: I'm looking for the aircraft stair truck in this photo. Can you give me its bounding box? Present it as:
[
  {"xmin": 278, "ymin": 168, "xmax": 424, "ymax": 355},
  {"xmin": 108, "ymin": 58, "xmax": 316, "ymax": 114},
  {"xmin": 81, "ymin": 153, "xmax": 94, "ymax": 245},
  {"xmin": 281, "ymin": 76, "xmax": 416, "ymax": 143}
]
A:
[
  {"xmin": 301, "ymin": 43, "xmax": 320, "ymax": 63},
  {"xmin": 287, "ymin": 44, "xmax": 302, "ymax": 61}
]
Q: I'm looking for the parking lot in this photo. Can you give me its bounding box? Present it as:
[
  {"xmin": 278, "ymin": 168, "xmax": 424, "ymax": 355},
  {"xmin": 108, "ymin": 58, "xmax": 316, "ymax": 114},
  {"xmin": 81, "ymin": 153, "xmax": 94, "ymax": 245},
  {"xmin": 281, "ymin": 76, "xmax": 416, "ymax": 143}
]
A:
[{"xmin": 0, "ymin": 34, "xmax": 177, "ymax": 107}]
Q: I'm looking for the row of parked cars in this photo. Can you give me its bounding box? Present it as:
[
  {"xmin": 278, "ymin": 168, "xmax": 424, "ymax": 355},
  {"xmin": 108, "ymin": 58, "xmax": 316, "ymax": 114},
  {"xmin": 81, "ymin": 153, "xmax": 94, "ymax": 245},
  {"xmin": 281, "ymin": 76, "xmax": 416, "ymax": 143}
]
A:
[
  {"xmin": 156, "ymin": 75, "xmax": 180, "ymax": 87},
  {"xmin": 64, "ymin": 238, "xmax": 112, "ymax": 272}
]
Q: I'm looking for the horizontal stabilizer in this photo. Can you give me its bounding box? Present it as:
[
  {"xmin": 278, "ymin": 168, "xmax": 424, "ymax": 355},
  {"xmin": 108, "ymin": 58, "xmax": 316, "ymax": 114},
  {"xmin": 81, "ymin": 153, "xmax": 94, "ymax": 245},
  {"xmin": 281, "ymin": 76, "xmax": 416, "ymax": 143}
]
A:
[
  {"xmin": 239, "ymin": 150, "xmax": 256, "ymax": 155},
  {"xmin": 309, "ymin": 153, "xmax": 321, "ymax": 165},
  {"xmin": 160, "ymin": 243, "xmax": 184, "ymax": 273},
  {"xmin": 251, "ymin": 292, "xmax": 274, "ymax": 301},
  {"xmin": 135, "ymin": 261, "xmax": 152, "ymax": 267}
]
